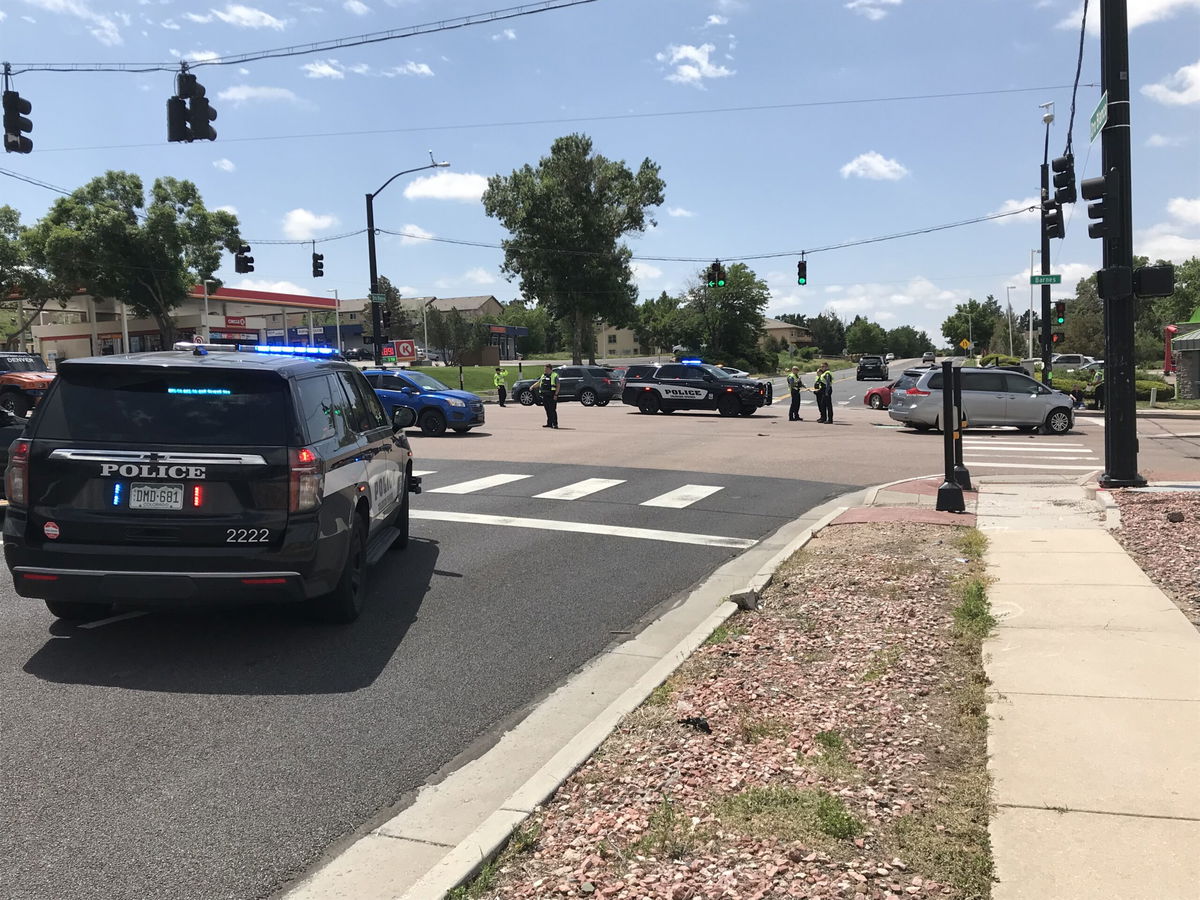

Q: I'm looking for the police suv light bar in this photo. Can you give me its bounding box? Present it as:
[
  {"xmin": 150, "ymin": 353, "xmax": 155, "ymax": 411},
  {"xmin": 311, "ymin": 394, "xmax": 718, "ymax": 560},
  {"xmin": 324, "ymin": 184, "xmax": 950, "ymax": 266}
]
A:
[{"xmin": 172, "ymin": 341, "xmax": 339, "ymax": 357}]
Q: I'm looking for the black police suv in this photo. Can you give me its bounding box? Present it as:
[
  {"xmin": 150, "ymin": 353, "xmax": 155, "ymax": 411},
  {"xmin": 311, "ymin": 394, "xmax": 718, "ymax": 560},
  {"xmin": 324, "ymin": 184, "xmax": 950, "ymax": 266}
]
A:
[
  {"xmin": 3, "ymin": 343, "xmax": 421, "ymax": 624},
  {"xmin": 856, "ymin": 355, "xmax": 889, "ymax": 381},
  {"xmin": 620, "ymin": 362, "xmax": 772, "ymax": 416}
]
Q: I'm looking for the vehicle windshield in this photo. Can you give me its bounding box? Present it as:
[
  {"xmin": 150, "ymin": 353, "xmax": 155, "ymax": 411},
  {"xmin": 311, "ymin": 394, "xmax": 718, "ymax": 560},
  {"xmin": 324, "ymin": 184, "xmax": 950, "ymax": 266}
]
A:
[
  {"xmin": 0, "ymin": 355, "xmax": 50, "ymax": 373},
  {"xmin": 403, "ymin": 371, "xmax": 451, "ymax": 392}
]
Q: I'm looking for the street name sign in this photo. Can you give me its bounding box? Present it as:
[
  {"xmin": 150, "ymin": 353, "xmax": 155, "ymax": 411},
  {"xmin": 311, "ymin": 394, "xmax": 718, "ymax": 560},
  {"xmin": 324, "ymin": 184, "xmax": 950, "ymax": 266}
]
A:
[
  {"xmin": 1090, "ymin": 92, "xmax": 1108, "ymax": 143},
  {"xmin": 1030, "ymin": 274, "xmax": 1062, "ymax": 285},
  {"xmin": 369, "ymin": 293, "xmax": 386, "ymax": 304}
]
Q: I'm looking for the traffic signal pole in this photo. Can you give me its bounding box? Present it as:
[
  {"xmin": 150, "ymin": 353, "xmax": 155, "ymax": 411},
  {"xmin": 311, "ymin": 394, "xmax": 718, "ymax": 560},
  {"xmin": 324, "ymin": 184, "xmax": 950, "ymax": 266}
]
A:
[
  {"xmin": 1097, "ymin": 0, "xmax": 1145, "ymax": 488},
  {"xmin": 1039, "ymin": 134, "xmax": 1053, "ymax": 389}
]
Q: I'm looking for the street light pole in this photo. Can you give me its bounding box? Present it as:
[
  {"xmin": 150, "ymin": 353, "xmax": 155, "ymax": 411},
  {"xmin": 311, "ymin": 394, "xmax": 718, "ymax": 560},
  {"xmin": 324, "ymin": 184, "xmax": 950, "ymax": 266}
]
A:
[
  {"xmin": 366, "ymin": 151, "xmax": 450, "ymax": 365},
  {"xmin": 326, "ymin": 289, "xmax": 341, "ymax": 352},
  {"xmin": 1029, "ymin": 249, "xmax": 1039, "ymax": 358},
  {"xmin": 1005, "ymin": 285, "xmax": 1017, "ymax": 357}
]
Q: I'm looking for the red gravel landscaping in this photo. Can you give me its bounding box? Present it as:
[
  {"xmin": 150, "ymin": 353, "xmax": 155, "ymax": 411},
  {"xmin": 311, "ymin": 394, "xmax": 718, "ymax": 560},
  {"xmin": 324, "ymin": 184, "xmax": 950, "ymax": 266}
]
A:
[{"xmin": 1112, "ymin": 489, "xmax": 1200, "ymax": 631}]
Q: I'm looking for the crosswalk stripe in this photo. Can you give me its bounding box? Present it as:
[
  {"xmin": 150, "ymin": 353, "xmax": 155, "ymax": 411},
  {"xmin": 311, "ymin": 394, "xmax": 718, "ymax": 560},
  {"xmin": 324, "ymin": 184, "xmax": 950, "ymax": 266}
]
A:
[
  {"xmin": 640, "ymin": 484, "xmax": 723, "ymax": 508},
  {"xmin": 957, "ymin": 445, "xmax": 1092, "ymax": 453},
  {"xmin": 428, "ymin": 474, "xmax": 532, "ymax": 494},
  {"xmin": 962, "ymin": 440, "xmax": 1085, "ymax": 447},
  {"xmin": 534, "ymin": 478, "xmax": 626, "ymax": 501},
  {"xmin": 963, "ymin": 460, "xmax": 1101, "ymax": 471},
  {"xmin": 411, "ymin": 510, "xmax": 756, "ymax": 549},
  {"xmin": 968, "ymin": 455, "xmax": 1098, "ymax": 461}
]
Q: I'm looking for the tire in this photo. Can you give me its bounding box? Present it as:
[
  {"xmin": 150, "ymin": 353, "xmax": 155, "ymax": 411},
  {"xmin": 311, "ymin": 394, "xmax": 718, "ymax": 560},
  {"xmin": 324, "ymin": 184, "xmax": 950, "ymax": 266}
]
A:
[
  {"xmin": 637, "ymin": 393, "xmax": 660, "ymax": 415},
  {"xmin": 738, "ymin": 406, "xmax": 756, "ymax": 416},
  {"xmin": 452, "ymin": 426, "xmax": 471, "ymax": 434},
  {"xmin": 1044, "ymin": 407, "xmax": 1073, "ymax": 435},
  {"xmin": 44, "ymin": 600, "xmax": 113, "ymax": 622},
  {"xmin": 310, "ymin": 515, "xmax": 367, "ymax": 623},
  {"xmin": 661, "ymin": 405, "xmax": 676, "ymax": 414},
  {"xmin": 518, "ymin": 390, "xmax": 536, "ymax": 407},
  {"xmin": 392, "ymin": 478, "xmax": 410, "ymax": 551},
  {"xmin": 855, "ymin": 375, "xmax": 863, "ymax": 382},
  {"xmin": 911, "ymin": 423, "xmax": 932, "ymax": 432},
  {"xmin": 0, "ymin": 393, "xmax": 31, "ymax": 417},
  {"xmin": 869, "ymin": 394, "xmax": 884, "ymax": 409},
  {"xmin": 419, "ymin": 409, "xmax": 447, "ymax": 436},
  {"xmin": 717, "ymin": 394, "xmax": 740, "ymax": 417},
  {"xmin": 578, "ymin": 388, "xmax": 598, "ymax": 407},
  {"xmin": 595, "ymin": 399, "xmax": 610, "ymax": 407}
]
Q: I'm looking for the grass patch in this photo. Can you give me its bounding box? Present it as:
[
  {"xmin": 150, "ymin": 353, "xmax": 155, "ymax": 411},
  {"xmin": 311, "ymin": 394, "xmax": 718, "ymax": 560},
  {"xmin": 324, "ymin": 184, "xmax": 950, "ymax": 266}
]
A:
[
  {"xmin": 704, "ymin": 622, "xmax": 748, "ymax": 646},
  {"xmin": 632, "ymin": 798, "xmax": 703, "ymax": 859},
  {"xmin": 736, "ymin": 713, "xmax": 788, "ymax": 744},
  {"xmin": 715, "ymin": 786, "xmax": 864, "ymax": 842},
  {"xmin": 446, "ymin": 821, "xmax": 541, "ymax": 899},
  {"xmin": 956, "ymin": 528, "xmax": 989, "ymax": 561},
  {"xmin": 802, "ymin": 729, "xmax": 856, "ymax": 777},
  {"xmin": 953, "ymin": 579, "xmax": 997, "ymax": 641},
  {"xmin": 862, "ymin": 644, "xmax": 904, "ymax": 681},
  {"xmin": 645, "ymin": 675, "xmax": 681, "ymax": 708}
]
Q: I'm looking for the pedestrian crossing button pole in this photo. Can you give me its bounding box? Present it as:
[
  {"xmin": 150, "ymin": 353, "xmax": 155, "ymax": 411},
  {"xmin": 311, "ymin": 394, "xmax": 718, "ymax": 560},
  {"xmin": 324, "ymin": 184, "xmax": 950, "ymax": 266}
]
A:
[
  {"xmin": 936, "ymin": 361, "xmax": 966, "ymax": 513},
  {"xmin": 951, "ymin": 364, "xmax": 973, "ymax": 491}
]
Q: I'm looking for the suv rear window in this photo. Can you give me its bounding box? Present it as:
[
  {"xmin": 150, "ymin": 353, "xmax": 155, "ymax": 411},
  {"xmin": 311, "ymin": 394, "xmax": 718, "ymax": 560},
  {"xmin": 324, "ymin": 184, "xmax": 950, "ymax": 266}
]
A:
[
  {"xmin": 892, "ymin": 372, "xmax": 921, "ymax": 392},
  {"xmin": 860, "ymin": 356, "xmax": 883, "ymax": 362},
  {"xmin": 623, "ymin": 365, "xmax": 656, "ymax": 381},
  {"xmin": 0, "ymin": 354, "xmax": 49, "ymax": 373},
  {"xmin": 34, "ymin": 365, "xmax": 290, "ymax": 445}
]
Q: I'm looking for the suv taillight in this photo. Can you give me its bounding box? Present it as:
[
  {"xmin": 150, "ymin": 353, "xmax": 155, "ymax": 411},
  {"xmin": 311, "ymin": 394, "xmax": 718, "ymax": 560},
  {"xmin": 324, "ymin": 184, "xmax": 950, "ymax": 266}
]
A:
[
  {"xmin": 289, "ymin": 446, "xmax": 324, "ymax": 513},
  {"xmin": 906, "ymin": 388, "xmax": 931, "ymax": 396},
  {"xmin": 6, "ymin": 439, "xmax": 29, "ymax": 507}
]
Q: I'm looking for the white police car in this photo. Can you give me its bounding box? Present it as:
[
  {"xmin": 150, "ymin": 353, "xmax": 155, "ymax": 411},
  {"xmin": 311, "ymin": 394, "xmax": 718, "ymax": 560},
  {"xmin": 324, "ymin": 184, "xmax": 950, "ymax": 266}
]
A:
[{"xmin": 4, "ymin": 343, "xmax": 421, "ymax": 624}]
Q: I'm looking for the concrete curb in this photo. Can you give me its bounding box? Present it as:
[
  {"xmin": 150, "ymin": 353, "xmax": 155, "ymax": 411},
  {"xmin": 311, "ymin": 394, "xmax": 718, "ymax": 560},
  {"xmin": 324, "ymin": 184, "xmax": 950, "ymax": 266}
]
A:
[
  {"xmin": 1083, "ymin": 482, "xmax": 1122, "ymax": 530},
  {"xmin": 395, "ymin": 499, "xmax": 855, "ymax": 900},
  {"xmin": 1074, "ymin": 410, "xmax": 1200, "ymax": 421}
]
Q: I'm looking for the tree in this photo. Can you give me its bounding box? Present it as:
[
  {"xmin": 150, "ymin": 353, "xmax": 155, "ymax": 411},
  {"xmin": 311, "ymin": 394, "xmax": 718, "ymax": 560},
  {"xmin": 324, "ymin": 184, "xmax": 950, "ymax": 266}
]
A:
[
  {"xmin": 844, "ymin": 316, "xmax": 887, "ymax": 355},
  {"xmin": 676, "ymin": 262, "xmax": 769, "ymax": 364},
  {"xmin": 806, "ymin": 312, "xmax": 845, "ymax": 356},
  {"xmin": 941, "ymin": 296, "xmax": 1002, "ymax": 355},
  {"xmin": 775, "ymin": 312, "xmax": 808, "ymax": 327},
  {"xmin": 24, "ymin": 171, "xmax": 241, "ymax": 347},
  {"xmin": 884, "ymin": 324, "xmax": 931, "ymax": 358},
  {"xmin": 635, "ymin": 290, "xmax": 681, "ymax": 353},
  {"xmin": 497, "ymin": 299, "xmax": 554, "ymax": 355},
  {"xmin": 1, "ymin": 206, "xmax": 79, "ymax": 349},
  {"xmin": 482, "ymin": 134, "xmax": 665, "ymax": 364},
  {"xmin": 362, "ymin": 275, "xmax": 419, "ymax": 343},
  {"xmin": 1064, "ymin": 275, "xmax": 1105, "ymax": 357}
]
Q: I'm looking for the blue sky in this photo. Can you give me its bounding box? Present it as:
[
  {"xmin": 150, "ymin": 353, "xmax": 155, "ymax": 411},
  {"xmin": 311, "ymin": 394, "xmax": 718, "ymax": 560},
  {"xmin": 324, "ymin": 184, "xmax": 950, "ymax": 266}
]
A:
[{"xmin": 2, "ymin": 0, "xmax": 1198, "ymax": 347}]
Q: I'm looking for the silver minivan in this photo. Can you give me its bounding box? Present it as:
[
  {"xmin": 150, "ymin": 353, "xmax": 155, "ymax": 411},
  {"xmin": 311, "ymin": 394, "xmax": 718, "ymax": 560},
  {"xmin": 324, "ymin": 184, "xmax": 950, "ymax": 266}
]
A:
[{"xmin": 888, "ymin": 367, "xmax": 1075, "ymax": 434}]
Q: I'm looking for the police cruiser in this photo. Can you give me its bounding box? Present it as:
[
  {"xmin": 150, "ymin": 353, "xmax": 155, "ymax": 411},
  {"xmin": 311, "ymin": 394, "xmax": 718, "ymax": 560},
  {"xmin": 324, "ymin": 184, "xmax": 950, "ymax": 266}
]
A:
[
  {"xmin": 620, "ymin": 360, "xmax": 772, "ymax": 416},
  {"xmin": 3, "ymin": 343, "xmax": 421, "ymax": 624}
]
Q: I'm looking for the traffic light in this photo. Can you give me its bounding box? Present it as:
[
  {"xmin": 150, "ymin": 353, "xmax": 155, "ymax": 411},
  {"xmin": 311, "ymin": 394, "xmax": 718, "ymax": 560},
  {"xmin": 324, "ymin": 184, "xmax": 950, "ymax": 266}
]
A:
[
  {"xmin": 706, "ymin": 261, "xmax": 726, "ymax": 288},
  {"xmin": 167, "ymin": 96, "xmax": 190, "ymax": 143},
  {"xmin": 1081, "ymin": 169, "xmax": 1119, "ymax": 241},
  {"xmin": 716, "ymin": 263, "xmax": 725, "ymax": 287},
  {"xmin": 311, "ymin": 252, "xmax": 324, "ymax": 278},
  {"xmin": 234, "ymin": 244, "xmax": 254, "ymax": 274},
  {"xmin": 796, "ymin": 259, "xmax": 807, "ymax": 286},
  {"xmin": 169, "ymin": 71, "xmax": 217, "ymax": 143},
  {"xmin": 188, "ymin": 93, "xmax": 217, "ymax": 142},
  {"xmin": 1043, "ymin": 201, "xmax": 1064, "ymax": 240},
  {"xmin": 1051, "ymin": 331, "xmax": 1066, "ymax": 344},
  {"xmin": 3, "ymin": 90, "xmax": 33, "ymax": 154},
  {"xmin": 1053, "ymin": 300, "xmax": 1066, "ymax": 326},
  {"xmin": 1051, "ymin": 154, "xmax": 1077, "ymax": 205}
]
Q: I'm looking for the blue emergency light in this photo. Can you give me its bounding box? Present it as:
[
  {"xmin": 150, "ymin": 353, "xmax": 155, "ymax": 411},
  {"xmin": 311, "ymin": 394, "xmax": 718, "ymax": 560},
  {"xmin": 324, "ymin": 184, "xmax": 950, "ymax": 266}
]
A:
[
  {"xmin": 252, "ymin": 345, "xmax": 336, "ymax": 356},
  {"xmin": 680, "ymin": 357, "xmax": 704, "ymax": 365}
]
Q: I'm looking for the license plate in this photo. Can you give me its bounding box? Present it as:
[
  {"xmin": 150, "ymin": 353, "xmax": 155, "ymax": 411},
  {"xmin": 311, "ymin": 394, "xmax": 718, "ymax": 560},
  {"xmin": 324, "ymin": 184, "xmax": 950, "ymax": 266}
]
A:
[{"xmin": 130, "ymin": 483, "xmax": 184, "ymax": 510}]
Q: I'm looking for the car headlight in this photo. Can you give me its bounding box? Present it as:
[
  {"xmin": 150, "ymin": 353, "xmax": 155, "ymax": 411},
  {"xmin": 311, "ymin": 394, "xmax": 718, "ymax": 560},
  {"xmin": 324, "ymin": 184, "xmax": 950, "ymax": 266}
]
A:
[{"xmin": 446, "ymin": 397, "xmax": 466, "ymax": 407}]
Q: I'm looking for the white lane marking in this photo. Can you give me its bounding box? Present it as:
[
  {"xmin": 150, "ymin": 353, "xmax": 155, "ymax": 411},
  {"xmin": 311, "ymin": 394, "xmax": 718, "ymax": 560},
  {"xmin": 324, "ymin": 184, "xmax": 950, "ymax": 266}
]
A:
[
  {"xmin": 962, "ymin": 440, "xmax": 1085, "ymax": 446},
  {"xmin": 411, "ymin": 510, "xmax": 756, "ymax": 549},
  {"xmin": 962, "ymin": 460, "xmax": 1102, "ymax": 471},
  {"xmin": 78, "ymin": 610, "xmax": 150, "ymax": 629},
  {"xmin": 969, "ymin": 455, "xmax": 1099, "ymax": 461},
  {"xmin": 640, "ymin": 484, "xmax": 723, "ymax": 508},
  {"xmin": 411, "ymin": 469, "xmax": 437, "ymax": 477},
  {"xmin": 958, "ymin": 444, "xmax": 1094, "ymax": 453},
  {"xmin": 534, "ymin": 478, "xmax": 626, "ymax": 501},
  {"xmin": 429, "ymin": 474, "xmax": 532, "ymax": 494}
]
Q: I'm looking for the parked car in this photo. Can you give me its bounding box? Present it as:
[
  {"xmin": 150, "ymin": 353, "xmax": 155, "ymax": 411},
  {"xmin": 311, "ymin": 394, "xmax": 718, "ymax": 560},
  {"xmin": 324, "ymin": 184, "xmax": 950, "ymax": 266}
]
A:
[
  {"xmin": 0, "ymin": 351, "xmax": 56, "ymax": 417},
  {"xmin": 888, "ymin": 366, "xmax": 1075, "ymax": 434},
  {"xmin": 921, "ymin": 351, "xmax": 936, "ymax": 364},
  {"xmin": 1019, "ymin": 358, "xmax": 1044, "ymax": 376},
  {"xmin": 1051, "ymin": 353, "xmax": 1095, "ymax": 371},
  {"xmin": 1078, "ymin": 360, "xmax": 1105, "ymax": 375},
  {"xmin": 364, "ymin": 369, "xmax": 485, "ymax": 435},
  {"xmin": 718, "ymin": 366, "xmax": 750, "ymax": 378},
  {"xmin": 863, "ymin": 381, "xmax": 896, "ymax": 410},
  {"xmin": 511, "ymin": 365, "xmax": 618, "ymax": 407},
  {"xmin": 856, "ymin": 354, "xmax": 889, "ymax": 381},
  {"xmin": 341, "ymin": 347, "xmax": 374, "ymax": 361},
  {"xmin": 884, "ymin": 353, "xmax": 895, "ymax": 362}
]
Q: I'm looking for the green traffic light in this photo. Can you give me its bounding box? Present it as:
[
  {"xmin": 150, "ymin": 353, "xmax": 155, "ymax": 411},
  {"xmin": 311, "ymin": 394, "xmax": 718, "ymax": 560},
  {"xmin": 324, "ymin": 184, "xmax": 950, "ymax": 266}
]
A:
[
  {"xmin": 717, "ymin": 279, "xmax": 725, "ymax": 287},
  {"xmin": 797, "ymin": 276, "xmax": 807, "ymax": 286}
]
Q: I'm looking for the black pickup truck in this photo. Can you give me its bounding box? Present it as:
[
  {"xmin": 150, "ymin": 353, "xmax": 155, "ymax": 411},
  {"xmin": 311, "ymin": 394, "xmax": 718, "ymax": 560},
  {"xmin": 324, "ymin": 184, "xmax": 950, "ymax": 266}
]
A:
[{"xmin": 620, "ymin": 362, "xmax": 772, "ymax": 416}]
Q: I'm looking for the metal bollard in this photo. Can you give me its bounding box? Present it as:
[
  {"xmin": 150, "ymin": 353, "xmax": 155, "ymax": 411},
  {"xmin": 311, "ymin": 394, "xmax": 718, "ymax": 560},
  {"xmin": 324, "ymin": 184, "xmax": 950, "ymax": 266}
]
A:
[{"xmin": 936, "ymin": 360, "xmax": 966, "ymax": 513}]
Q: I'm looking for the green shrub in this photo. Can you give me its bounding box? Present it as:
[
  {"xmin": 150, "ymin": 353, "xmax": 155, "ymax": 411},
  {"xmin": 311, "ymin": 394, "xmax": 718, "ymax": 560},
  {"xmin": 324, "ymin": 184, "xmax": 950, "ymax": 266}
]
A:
[{"xmin": 980, "ymin": 353, "xmax": 1020, "ymax": 368}]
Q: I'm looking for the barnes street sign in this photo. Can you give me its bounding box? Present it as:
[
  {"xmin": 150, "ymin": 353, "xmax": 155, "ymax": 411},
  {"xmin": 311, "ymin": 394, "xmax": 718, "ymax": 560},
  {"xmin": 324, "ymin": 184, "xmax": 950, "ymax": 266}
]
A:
[
  {"xmin": 1030, "ymin": 274, "xmax": 1062, "ymax": 285},
  {"xmin": 369, "ymin": 293, "xmax": 387, "ymax": 304},
  {"xmin": 1090, "ymin": 92, "xmax": 1108, "ymax": 143}
]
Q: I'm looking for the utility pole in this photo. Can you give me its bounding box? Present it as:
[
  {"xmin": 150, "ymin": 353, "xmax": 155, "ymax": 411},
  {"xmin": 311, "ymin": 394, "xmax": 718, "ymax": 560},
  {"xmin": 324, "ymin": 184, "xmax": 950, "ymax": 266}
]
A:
[
  {"xmin": 1038, "ymin": 103, "xmax": 1055, "ymax": 389},
  {"xmin": 1096, "ymin": 0, "xmax": 1144, "ymax": 487}
]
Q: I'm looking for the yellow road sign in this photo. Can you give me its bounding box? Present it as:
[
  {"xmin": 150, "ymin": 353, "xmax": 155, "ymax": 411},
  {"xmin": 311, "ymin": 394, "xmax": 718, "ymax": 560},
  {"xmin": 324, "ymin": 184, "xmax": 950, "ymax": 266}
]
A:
[{"xmin": 959, "ymin": 338, "xmax": 971, "ymax": 349}]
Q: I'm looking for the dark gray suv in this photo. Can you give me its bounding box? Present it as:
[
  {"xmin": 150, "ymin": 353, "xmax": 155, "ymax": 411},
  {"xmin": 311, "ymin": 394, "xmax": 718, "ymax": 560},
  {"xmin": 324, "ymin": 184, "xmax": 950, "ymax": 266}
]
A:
[{"xmin": 512, "ymin": 366, "xmax": 618, "ymax": 407}]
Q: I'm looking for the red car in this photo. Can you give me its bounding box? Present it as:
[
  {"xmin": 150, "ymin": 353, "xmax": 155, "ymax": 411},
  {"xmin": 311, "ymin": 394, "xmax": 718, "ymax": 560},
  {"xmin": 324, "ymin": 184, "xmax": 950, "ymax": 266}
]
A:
[{"xmin": 863, "ymin": 381, "xmax": 896, "ymax": 410}]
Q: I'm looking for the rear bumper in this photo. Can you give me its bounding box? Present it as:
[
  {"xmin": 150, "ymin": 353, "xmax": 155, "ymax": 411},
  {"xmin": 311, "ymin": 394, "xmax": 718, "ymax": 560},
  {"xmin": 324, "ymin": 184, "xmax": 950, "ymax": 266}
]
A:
[{"xmin": 9, "ymin": 565, "xmax": 306, "ymax": 605}]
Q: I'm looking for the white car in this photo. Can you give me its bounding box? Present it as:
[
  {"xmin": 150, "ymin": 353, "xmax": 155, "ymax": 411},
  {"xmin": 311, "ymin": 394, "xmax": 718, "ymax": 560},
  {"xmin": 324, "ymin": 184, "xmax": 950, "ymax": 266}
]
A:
[
  {"xmin": 719, "ymin": 366, "xmax": 750, "ymax": 378},
  {"xmin": 885, "ymin": 353, "xmax": 895, "ymax": 361}
]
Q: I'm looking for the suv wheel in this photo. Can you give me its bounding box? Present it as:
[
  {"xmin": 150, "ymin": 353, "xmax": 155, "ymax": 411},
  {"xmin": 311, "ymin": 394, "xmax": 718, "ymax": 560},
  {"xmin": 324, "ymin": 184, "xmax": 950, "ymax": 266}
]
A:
[
  {"xmin": 738, "ymin": 406, "xmax": 756, "ymax": 416},
  {"xmin": 717, "ymin": 394, "xmax": 741, "ymax": 417},
  {"xmin": 518, "ymin": 389, "xmax": 536, "ymax": 406},
  {"xmin": 637, "ymin": 393, "xmax": 660, "ymax": 414},
  {"xmin": 310, "ymin": 516, "xmax": 367, "ymax": 623},
  {"xmin": 1044, "ymin": 407, "xmax": 1073, "ymax": 435},
  {"xmin": 419, "ymin": 409, "xmax": 447, "ymax": 436},
  {"xmin": 578, "ymin": 388, "xmax": 598, "ymax": 407},
  {"xmin": 595, "ymin": 399, "xmax": 610, "ymax": 407},
  {"xmin": 44, "ymin": 600, "xmax": 114, "ymax": 622},
  {"xmin": 391, "ymin": 479, "xmax": 410, "ymax": 550}
]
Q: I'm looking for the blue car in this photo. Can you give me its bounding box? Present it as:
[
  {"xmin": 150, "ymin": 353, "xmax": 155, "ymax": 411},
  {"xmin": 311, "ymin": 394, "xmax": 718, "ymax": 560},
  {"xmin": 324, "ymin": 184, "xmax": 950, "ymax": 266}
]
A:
[{"xmin": 363, "ymin": 369, "xmax": 485, "ymax": 436}]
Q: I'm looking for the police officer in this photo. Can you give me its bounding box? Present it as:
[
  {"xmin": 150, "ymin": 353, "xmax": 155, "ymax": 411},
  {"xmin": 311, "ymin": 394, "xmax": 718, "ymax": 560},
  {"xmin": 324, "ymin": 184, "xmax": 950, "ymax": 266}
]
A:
[
  {"xmin": 786, "ymin": 366, "xmax": 804, "ymax": 421},
  {"xmin": 813, "ymin": 362, "xmax": 834, "ymax": 424},
  {"xmin": 494, "ymin": 366, "xmax": 509, "ymax": 407},
  {"xmin": 538, "ymin": 363, "xmax": 560, "ymax": 428}
]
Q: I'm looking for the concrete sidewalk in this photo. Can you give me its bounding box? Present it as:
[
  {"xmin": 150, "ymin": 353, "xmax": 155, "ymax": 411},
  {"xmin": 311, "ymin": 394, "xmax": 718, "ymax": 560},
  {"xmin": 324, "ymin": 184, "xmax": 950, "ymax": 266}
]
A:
[{"xmin": 977, "ymin": 477, "xmax": 1200, "ymax": 900}]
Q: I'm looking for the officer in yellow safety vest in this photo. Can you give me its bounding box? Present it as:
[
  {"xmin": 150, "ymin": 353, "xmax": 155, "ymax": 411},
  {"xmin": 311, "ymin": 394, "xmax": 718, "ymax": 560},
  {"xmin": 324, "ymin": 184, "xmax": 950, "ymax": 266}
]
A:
[
  {"xmin": 786, "ymin": 366, "xmax": 804, "ymax": 421},
  {"xmin": 493, "ymin": 366, "xmax": 509, "ymax": 407},
  {"xmin": 813, "ymin": 363, "xmax": 834, "ymax": 424},
  {"xmin": 538, "ymin": 364, "xmax": 560, "ymax": 428}
]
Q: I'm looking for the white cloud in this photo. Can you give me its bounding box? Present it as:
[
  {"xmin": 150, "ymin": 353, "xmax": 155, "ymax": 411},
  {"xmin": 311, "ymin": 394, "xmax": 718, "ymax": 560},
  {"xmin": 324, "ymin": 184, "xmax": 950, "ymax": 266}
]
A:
[
  {"xmin": 184, "ymin": 49, "xmax": 220, "ymax": 61},
  {"xmin": 632, "ymin": 262, "xmax": 663, "ymax": 283},
  {"xmin": 1167, "ymin": 196, "xmax": 1200, "ymax": 225},
  {"xmin": 491, "ymin": 27, "xmax": 516, "ymax": 40},
  {"xmin": 705, "ymin": 14, "xmax": 727, "ymax": 25},
  {"xmin": 213, "ymin": 4, "xmax": 286, "ymax": 28},
  {"xmin": 217, "ymin": 85, "xmax": 299, "ymax": 105},
  {"xmin": 1142, "ymin": 60, "xmax": 1200, "ymax": 105},
  {"xmin": 215, "ymin": 204, "xmax": 239, "ymax": 215},
  {"xmin": 403, "ymin": 171, "xmax": 488, "ymax": 202},
  {"xmin": 395, "ymin": 224, "xmax": 434, "ymax": 245},
  {"xmin": 1145, "ymin": 133, "xmax": 1184, "ymax": 148},
  {"xmin": 213, "ymin": 158, "xmax": 236, "ymax": 172},
  {"xmin": 464, "ymin": 267, "xmax": 497, "ymax": 285},
  {"xmin": 238, "ymin": 67, "xmax": 250, "ymax": 75},
  {"xmin": 161, "ymin": 18, "xmax": 180, "ymax": 29},
  {"xmin": 343, "ymin": 0, "xmax": 369, "ymax": 14},
  {"xmin": 0, "ymin": 12, "xmax": 6, "ymax": 21},
  {"xmin": 656, "ymin": 43, "xmax": 734, "ymax": 87},
  {"xmin": 302, "ymin": 59, "xmax": 345, "ymax": 78},
  {"xmin": 845, "ymin": 0, "xmax": 902, "ymax": 21},
  {"xmin": 1137, "ymin": 223, "xmax": 1200, "ymax": 262},
  {"xmin": 383, "ymin": 61, "xmax": 433, "ymax": 77},
  {"xmin": 234, "ymin": 279, "xmax": 312, "ymax": 295},
  {"xmin": 839, "ymin": 151, "xmax": 909, "ymax": 180},
  {"xmin": 667, "ymin": 207, "xmax": 696, "ymax": 218},
  {"xmin": 1059, "ymin": 0, "xmax": 1200, "ymax": 31},
  {"xmin": 186, "ymin": 12, "xmax": 214, "ymax": 22},
  {"xmin": 22, "ymin": 0, "xmax": 122, "ymax": 45},
  {"xmin": 990, "ymin": 196, "xmax": 1040, "ymax": 224},
  {"xmin": 282, "ymin": 208, "xmax": 339, "ymax": 240}
]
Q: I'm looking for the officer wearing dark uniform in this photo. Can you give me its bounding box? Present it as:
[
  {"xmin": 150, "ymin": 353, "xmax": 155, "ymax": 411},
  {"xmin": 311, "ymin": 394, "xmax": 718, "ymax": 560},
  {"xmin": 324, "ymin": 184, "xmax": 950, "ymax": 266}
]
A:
[
  {"xmin": 786, "ymin": 366, "xmax": 804, "ymax": 421},
  {"xmin": 813, "ymin": 363, "xmax": 834, "ymax": 424},
  {"xmin": 538, "ymin": 364, "xmax": 560, "ymax": 428}
]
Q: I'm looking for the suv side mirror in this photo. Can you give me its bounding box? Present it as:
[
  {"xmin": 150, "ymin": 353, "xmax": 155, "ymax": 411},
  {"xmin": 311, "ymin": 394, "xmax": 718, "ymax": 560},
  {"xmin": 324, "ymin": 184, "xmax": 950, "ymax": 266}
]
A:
[{"xmin": 391, "ymin": 406, "xmax": 416, "ymax": 431}]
